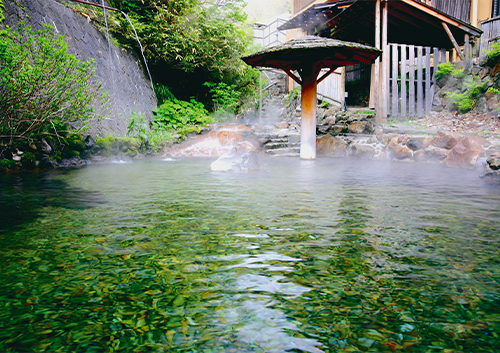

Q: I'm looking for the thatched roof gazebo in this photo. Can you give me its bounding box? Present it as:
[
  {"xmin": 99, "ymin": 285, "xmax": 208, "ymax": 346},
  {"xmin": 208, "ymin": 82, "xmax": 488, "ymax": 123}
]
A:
[{"xmin": 242, "ymin": 37, "xmax": 381, "ymax": 160}]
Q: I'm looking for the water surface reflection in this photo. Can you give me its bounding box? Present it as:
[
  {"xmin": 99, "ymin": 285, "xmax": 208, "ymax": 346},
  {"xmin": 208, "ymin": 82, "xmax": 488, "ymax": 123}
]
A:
[{"xmin": 0, "ymin": 157, "xmax": 499, "ymax": 352}]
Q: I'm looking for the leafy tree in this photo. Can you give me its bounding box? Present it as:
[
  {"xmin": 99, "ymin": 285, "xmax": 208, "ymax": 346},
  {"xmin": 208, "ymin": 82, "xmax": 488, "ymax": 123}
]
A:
[
  {"xmin": 0, "ymin": 23, "xmax": 103, "ymax": 146},
  {"xmin": 95, "ymin": 0, "xmax": 258, "ymax": 111}
]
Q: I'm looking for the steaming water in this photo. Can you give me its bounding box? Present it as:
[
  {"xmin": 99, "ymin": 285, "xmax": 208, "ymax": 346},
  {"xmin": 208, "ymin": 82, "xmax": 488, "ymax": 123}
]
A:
[{"xmin": 1, "ymin": 158, "xmax": 500, "ymax": 352}]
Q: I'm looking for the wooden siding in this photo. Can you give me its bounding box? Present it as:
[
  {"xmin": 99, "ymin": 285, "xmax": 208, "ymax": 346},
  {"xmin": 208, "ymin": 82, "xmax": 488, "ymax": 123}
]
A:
[
  {"xmin": 432, "ymin": 0, "xmax": 471, "ymax": 23},
  {"xmin": 317, "ymin": 68, "xmax": 345, "ymax": 107},
  {"xmin": 293, "ymin": 0, "xmax": 315, "ymax": 15},
  {"xmin": 480, "ymin": 17, "xmax": 500, "ymax": 55}
]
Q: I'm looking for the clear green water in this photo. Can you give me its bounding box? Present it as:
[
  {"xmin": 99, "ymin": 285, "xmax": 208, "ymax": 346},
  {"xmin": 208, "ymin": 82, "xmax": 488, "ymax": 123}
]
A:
[{"xmin": 1, "ymin": 157, "xmax": 500, "ymax": 352}]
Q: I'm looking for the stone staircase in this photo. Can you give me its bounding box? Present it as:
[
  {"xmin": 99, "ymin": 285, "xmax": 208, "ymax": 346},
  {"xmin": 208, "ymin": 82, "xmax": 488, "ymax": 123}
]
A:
[{"xmin": 253, "ymin": 127, "xmax": 301, "ymax": 157}]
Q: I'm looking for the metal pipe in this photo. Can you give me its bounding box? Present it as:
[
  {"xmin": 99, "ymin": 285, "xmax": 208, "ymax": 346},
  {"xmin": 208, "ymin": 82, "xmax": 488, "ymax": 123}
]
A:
[
  {"xmin": 68, "ymin": 0, "xmax": 119, "ymax": 12},
  {"xmin": 494, "ymin": 0, "xmax": 499, "ymax": 18}
]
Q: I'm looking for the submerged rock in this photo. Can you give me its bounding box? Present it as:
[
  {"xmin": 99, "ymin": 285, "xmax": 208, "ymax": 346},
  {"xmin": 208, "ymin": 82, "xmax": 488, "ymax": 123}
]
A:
[
  {"xmin": 59, "ymin": 156, "xmax": 90, "ymax": 169},
  {"xmin": 349, "ymin": 144, "xmax": 376, "ymax": 159},
  {"xmin": 480, "ymin": 152, "xmax": 500, "ymax": 181},
  {"xmin": 210, "ymin": 141, "xmax": 260, "ymax": 172}
]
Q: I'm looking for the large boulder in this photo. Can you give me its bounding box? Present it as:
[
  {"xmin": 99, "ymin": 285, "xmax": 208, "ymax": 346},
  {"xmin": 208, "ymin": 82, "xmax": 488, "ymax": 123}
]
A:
[
  {"xmin": 316, "ymin": 135, "xmax": 347, "ymax": 157},
  {"xmin": 445, "ymin": 134, "xmax": 490, "ymax": 168},
  {"xmin": 423, "ymin": 131, "xmax": 462, "ymax": 150},
  {"xmin": 377, "ymin": 133, "xmax": 400, "ymax": 146},
  {"xmin": 210, "ymin": 141, "xmax": 260, "ymax": 172},
  {"xmin": 348, "ymin": 121, "xmax": 374, "ymax": 134},
  {"xmin": 406, "ymin": 137, "xmax": 426, "ymax": 151},
  {"xmin": 387, "ymin": 136, "xmax": 413, "ymax": 160}
]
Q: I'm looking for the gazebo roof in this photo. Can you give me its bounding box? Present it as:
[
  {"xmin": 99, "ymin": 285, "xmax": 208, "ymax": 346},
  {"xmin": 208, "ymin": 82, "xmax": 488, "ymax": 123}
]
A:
[{"xmin": 241, "ymin": 37, "xmax": 382, "ymax": 72}]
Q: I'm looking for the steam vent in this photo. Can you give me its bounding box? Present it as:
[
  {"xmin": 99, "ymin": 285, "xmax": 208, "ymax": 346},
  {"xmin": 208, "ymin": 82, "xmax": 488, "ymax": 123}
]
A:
[{"xmin": 242, "ymin": 37, "xmax": 381, "ymax": 160}]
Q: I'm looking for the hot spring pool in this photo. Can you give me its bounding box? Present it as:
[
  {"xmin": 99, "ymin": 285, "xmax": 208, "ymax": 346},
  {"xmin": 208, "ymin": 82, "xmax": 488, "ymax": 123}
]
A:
[{"xmin": 1, "ymin": 157, "xmax": 499, "ymax": 352}]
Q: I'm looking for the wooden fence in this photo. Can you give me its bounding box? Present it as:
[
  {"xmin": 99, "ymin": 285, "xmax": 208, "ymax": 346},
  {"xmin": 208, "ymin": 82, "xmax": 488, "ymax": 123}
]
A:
[
  {"xmin": 480, "ymin": 17, "xmax": 500, "ymax": 55},
  {"xmin": 388, "ymin": 44, "xmax": 449, "ymax": 118}
]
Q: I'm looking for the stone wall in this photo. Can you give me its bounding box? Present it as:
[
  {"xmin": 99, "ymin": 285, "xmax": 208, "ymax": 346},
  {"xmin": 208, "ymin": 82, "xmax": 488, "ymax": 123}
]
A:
[
  {"xmin": 432, "ymin": 56, "xmax": 500, "ymax": 117},
  {"xmin": 2, "ymin": 0, "xmax": 157, "ymax": 137}
]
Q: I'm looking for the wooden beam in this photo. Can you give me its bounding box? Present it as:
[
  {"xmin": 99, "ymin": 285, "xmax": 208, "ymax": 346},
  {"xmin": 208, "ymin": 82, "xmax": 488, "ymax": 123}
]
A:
[
  {"xmin": 280, "ymin": 65, "xmax": 302, "ymax": 85},
  {"xmin": 442, "ymin": 22, "xmax": 465, "ymax": 61},
  {"xmin": 316, "ymin": 67, "xmax": 339, "ymax": 85},
  {"xmin": 352, "ymin": 54, "xmax": 372, "ymax": 65},
  {"xmin": 464, "ymin": 33, "xmax": 470, "ymax": 59}
]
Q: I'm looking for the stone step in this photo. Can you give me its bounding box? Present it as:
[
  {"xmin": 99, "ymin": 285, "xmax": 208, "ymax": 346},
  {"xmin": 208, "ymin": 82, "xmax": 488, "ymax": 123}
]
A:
[
  {"xmin": 263, "ymin": 142, "xmax": 300, "ymax": 150},
  {"xmin": 269, "ymin": 152, "xmax": 300, "ymax": 157},
  {"xmin": 265, "ymin": 147, "xmax": 300, "ymax": 155}
]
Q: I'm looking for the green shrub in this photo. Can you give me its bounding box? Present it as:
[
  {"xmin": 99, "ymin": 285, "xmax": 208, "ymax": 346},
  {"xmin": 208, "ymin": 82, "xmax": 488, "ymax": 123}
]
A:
[
  {"xmin": 487, "ymin": 87, "xmax": 500, "ymax": 95},
  {"xmin": 152, "ymin": 99, "xmax": 211, "ymax": 136},
  {"xmin": 0, "ymin": 158, "xmax": 16, "ymax": 171},
  {"xmin": 127, "ymin": 111, "xmax": 148, "ymax": 141},
  {"xmin": 486, "ymin": 42, "xmax": 500, "ymax": 63},
  {"xmin": 154, "ymin": 83, "xmax": 176, "ymax": 105},
  {"xmin": 436, "ymin": 62, "xmax": 455, "ymax": 80},
  {"xmin": 0, "ymin": 23, "xmax": 103, "ymax": 146},
  {"xmin": 286, "ymin": 86, "xmax": 301, "ymax": 105},
  {"xmin": 204, "ymin": 81, "xmax": 241, "ymax": 115},
  {"xmin": 0, "ymin": 1, "xmax": 4, "ymax": 23},
  {"xmin": 96, "ymin": 136, "xmax": 116, "ymax": 156},
  {"xmin": 445, "ymin": 76, "xmax": 488, "ymax": 112},
  {"xmin": 127, "ymin": 112, "xmax": 174, "ymax": 153}
]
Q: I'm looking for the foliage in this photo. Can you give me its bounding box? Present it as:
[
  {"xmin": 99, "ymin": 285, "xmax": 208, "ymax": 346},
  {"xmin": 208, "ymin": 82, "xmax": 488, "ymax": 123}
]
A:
[
  {"xmin": 0, "ymin": 0, "xmax": 4, "ymax": 23},
  {"xmin": 126, "ymin": 111, "xmax": 174, "ymax": 152},
  {"xmin": 435, "ymin": 62, "xmax": 454, "ymax": 80},
  {"xmin": 445, "ymin": 76, "xmax": 488, "ymax": 112},
  {"xmin": 319, "ymin": 100, "xmax": 330, "ymax": 109},
  {"xmin": 154, "ymin": 83, "xmax": 176, "ymax": 106},
  {"xmin": 78, "ymin": 0, "xmax": 258, "ymax": 113},
  {"xmin": 285, "ymin": 86, "xmax": 301, "ymax": 105},
  {"xmin": 153, "ymin": 99, "xmax": 211, "ymax": 136},
  {"xmin": 487, "ymin": 86, "xmax": 500, "ymax": 95},
  {"xmin": 0, "ymin": 158, "xmax": 16, "ymax": 171},
  {"xmin": 96, "ymin": 136, "xmax": 116, "ymax": 156},
  {"xmin": 0, "ymin": 23, "xmax": 102, "ymax": 146},
  {"xmin": 204, "ymin": 81, "xmax": 241, "ymax": 116},
  {"xmin": 485, "ymin": 41, "xmax": 500, "ymax": 63}
]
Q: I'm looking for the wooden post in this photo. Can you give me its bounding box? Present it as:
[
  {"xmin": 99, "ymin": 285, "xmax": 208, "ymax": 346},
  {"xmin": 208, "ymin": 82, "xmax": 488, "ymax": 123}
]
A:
[
  {"xmin": 409, "ymin": 45, "xmax": 415, "ymax": 117},
  {"xmin": 382, "ymin": 0, "xmax": 389, "ymax": 119},
  {"xmin": 401, "ymin": 44, "xmax": 407, "ymax": 117},
  {"xmin": 259, "ymin": 71, "xmax": 263, "ymax": 124},
  {"xmin": 464, "ymin": 34, "xmax": 470, "ymax": 59},
  {"xmin": 300, "ymin": 65, "xmax": 319, "ymax": 160},
  {"xmin": 417, "ymin": 46, "xmax": 423, "ymax": 118},
  {"xmin": 425, "ymin": 47, "xmax": 432, "ymax": 115},
  {"xmin": 391, "ymin": 44, "xmax": 399, "ymax": 117},
  {"xmin": 374, "ymin": 0, "xmax": 381, "ymax": 122}
]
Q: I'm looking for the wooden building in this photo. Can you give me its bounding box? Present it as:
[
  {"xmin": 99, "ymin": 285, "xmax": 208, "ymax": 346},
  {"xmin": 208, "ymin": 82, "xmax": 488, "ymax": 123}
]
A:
[{"xmin": 280, "ymin": 0, "xmax": 493, "ymax": 121}]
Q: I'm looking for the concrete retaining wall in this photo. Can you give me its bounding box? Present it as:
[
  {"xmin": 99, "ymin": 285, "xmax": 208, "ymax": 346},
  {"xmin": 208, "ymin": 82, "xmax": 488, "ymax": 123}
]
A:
[{"xmin": 2, "ymin": 0, "xmax": 157, "ymax": 137}]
